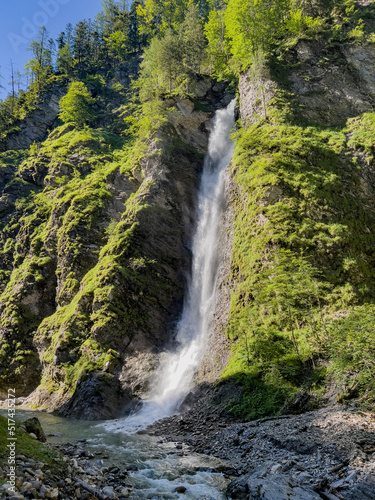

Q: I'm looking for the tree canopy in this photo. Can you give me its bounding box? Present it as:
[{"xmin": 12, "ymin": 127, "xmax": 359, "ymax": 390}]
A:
[{"xmin": 59, "ymin": 82, "xmax": 95, "ymax": 128}]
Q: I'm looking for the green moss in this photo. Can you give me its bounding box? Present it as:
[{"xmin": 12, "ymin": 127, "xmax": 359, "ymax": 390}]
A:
[
  {"xmin": 224, "ymin": 113, "xmax": 375, "ymax": 419},
  {"xmin": 0, "ymin": 415, "xmax": 64, "ymax": 468}
]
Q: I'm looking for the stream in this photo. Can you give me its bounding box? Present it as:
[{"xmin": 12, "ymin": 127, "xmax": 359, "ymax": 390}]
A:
[{"xmin": 1, "ymin": 408, "xmax": 230, "ymax": 499}]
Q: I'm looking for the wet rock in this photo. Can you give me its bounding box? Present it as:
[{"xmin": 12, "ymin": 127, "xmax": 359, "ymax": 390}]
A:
[
  {"xmin": 118, "ymin": 487, "xmax": 130, "ymax": 498},
  {"xmin": 270, "ymin": 464, "xmax": 282, "ymax": 474},
  {"xmin": 102, "ymin": 486, "xmax": 117, "ymax": 499},
  {"xmin": 58, "ymin": 372, "xmax": 133, "ymax": 420},
  {"xmin": 173, "ymin": 486, "xmax": 187, "ymax": 493}
]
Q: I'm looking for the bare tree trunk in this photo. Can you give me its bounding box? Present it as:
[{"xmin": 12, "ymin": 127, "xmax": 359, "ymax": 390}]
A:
[
  {"xmin": 261, "ymin": 84, "xmax": 267, "ymax": 120},
  {"xmin": 10, "ymin": 59, "xmax": 15, "ymax": 114},
  {"xmin": 288, "ymin": 305, "xmax": 300, "ymax": 357}
]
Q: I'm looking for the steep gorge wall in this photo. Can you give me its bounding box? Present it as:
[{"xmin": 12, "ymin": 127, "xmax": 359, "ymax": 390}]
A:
[
  {"xmin": 200, "ymin": 36, "xmax": 375, "ymax": 419},
  {"xmin": 0, "ymin": 96, "xmax": 221, "ymax": 418}
]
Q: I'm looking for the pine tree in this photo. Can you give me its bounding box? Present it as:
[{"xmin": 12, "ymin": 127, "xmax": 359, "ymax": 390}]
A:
[
  {"xmin": 204, "ymin": 9, "xmax": 229, "ymax": 76},
  {"xmin": 105, "ymin": 31, "xmax": 129, "ymax": 65},
  {"xmin": 179, "ymin": 4, "xmax": 206, "ymax": 74},
  {"xmin": 57, "ymin": 44, "xmax": 74, "ymax": 76},
  {"xmin": 25, "ymin": 26, "xmax": 53, "ymax": 92},
  {"xmin": 73, "ymin": 21, "xmax": 91, "ymax": 76},
  {"xmin": 158, "ymin": 29, "xmax": 182, "ymax": 93}
]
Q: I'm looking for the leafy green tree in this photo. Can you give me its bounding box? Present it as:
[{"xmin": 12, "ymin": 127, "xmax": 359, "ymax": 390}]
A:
[
  {"xmin": 57, "ymin": 44, "xmax": 74, "ymax": 76},
  {"xmin": 136, "ymin": 0, "xmax": 190, "ymax": 36},
  {"xmin": 59, "ymin": 82, "xmax": 95, "ymax": 128},
  {"xmin": 224, "ymin": 0, "xmax": 290, "ymax": 70},
  {"xmin": 105, "ymin": 30, "xmax": 129, "ymax": 64},
  {"xmin": 252, "ymin": 250, "xmax": 324, "ymax": 357},
  {"xmin": 139, "ymin": 30, "xmax": 182, "ymax": 97},
  {"xmin": 204, "ymin": 9, "xmax": 230, "ymax": 76},
  {"xmin": 327, "ymin": 304, "xmax": 375, "ymax": 385},
  {"xmin": 129, "ymin": 0, "xmax": 147, "ymax": 51},
  {"xmin": 159, "ymin": 29, "xmax": 183, "ymax": 93},
  {"xmin": 98, "ymin": 0, "xmax": 128, "ymax": 35}
]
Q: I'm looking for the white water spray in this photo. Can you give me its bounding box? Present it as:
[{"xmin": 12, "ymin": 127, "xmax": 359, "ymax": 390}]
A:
[{"xmin": 105, "ymin": 99, "xmax": 236, "ymax": 434}]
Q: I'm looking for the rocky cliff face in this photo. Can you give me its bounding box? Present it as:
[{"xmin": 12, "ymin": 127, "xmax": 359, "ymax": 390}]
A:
[
  {"xmin": 3, "ymin": 33, "xmax": 375, "ymax": 421},
  {"xmin": 288, "ymin": 40, "xmax": 375, "ymax": 126},
  {"xmin": 0, "ymin": 89, "xmax": 230, "ymax": 417},
  {"xmin": 207, "ymin": 34, "xmax": 375, "ymax": 421},
  {"xmin": 6, "ymin": 87, "xmax": 67, "ymax": 151}
]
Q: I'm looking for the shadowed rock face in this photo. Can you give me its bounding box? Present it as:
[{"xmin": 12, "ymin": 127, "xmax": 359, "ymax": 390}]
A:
[
  {"xmin": 6, "ymin": 87, "xmax": 67, "ymax": 151},
  {"xmin": 58, "ymin": 372, "xmax": 135, "ymax": 420}
]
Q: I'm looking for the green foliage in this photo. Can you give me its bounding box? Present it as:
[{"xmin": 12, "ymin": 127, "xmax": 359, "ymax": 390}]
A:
[
  {"xmin": 327, "ymin": 305, "xmax": 375, "ymax": 388},
  {"xmin": 138, "ymin": 6, "xmax": 206, "ymax": 99},
  {"xmin": 205, "ymin": 9, "xmax": 231, "ymax": 77},
  {"xmin": 346, "ymin": 112, "xmax": 375, "ymax": 157},
  {"xmin": 0, "ymin": 415, "xmax": 64, "ymax": 467},
  {"xmin": 59, "ymin": 82, "xmax": 95, "ymax": 129},
  {"xmin": 0, "ymin": 124, "xmax": 132, "ymax": 388},
  {"xmin": 136, "ymin": 0, "xmax": 191, "ymax": 36},
  {"xmin": 225, "ymin": 114, "xmax": 375, "ymax": 419},
  {"xmin": 105, "ymin": 30, "xmax": 129, "ymax": 63},
  {"xmin": 224, "ymin": 0, "xmax": 291, "ymax": 71},
  {"xmin": 25, "ymin": 26, "xmax": 54, "ymax": 93}
]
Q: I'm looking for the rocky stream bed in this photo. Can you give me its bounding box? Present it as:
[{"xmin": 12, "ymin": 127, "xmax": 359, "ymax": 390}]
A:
[
  {"xmin": 146, "ymin": 404, "xmax": 375, "ymax": 499},
  {"xmin": 2, "ymin": 403, "xmax": 375, "ymax": 499}
]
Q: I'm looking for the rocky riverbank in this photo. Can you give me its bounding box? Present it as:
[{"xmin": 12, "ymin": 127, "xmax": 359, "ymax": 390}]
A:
[
  {"xmin": 0, "ymin": 424, "xmax": 133, "ymax": 500},
  {"xmin": 2, "ymin": 404, "xmax": 375, "ymax": 499},
  {"xmin": 146, "ymin": 404, "xmax": 375, "ymax": 499},
  {"xmin": 0, "ymin": 412, "xmax": 229, "ymax": 500}
]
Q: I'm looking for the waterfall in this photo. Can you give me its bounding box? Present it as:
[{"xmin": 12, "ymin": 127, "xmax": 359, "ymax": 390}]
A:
[{"xmin": 105, "ymin": 99, "xmax": 236, "ymax": 434}]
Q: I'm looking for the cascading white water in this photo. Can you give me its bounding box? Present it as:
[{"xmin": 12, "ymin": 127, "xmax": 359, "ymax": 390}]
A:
[{"xmin": 105, "ymin": 99, "xmax": 236, "ymax": 434}]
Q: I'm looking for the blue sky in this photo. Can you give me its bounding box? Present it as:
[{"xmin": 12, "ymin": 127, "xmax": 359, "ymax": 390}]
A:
[{"xmin": 0, "ymin": 0, "xmax": 104, "ymax": 99}]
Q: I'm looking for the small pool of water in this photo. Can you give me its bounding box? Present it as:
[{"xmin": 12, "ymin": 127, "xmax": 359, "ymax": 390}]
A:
[{"xmin": 0, "ymin": 408, "xmax": 229, "ymax": 499}]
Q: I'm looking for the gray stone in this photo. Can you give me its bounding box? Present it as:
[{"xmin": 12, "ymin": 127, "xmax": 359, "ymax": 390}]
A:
[
  {"xmin": 7, "ymin": 88, "xmax": 66, "ymax": 150},
  {"xmin": 173, "ymin": 486, "xmax": 187, "ymax": 493},
  {"xmin": 270, "ymin": 464, "xmax": 282, "ymax": 474},
  {"xmin": 194, "ymin": 77, "xmax": 212, "ymax": 98},
  {"xmin": 228, "ymin": 471, "xmax": 322, "ymax": 500},
  {"xmin": 102, "ymin": 486, "xmax": 117, "ymax": 499}
]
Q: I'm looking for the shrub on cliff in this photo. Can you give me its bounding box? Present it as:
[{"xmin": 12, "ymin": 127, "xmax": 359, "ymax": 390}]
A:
[{"xmin": 59, "ymin": 82, "xmax": 95, "ymax": 129}]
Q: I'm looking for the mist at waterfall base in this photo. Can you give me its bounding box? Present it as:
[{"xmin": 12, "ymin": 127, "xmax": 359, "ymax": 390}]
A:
[{"xmin": 104, "ymin": 99, "xmax": 236, "ymax": 435}]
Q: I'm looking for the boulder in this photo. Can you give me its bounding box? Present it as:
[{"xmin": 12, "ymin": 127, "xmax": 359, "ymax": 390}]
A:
[
  {"xmin": 227, "ymin": 470, "xmax": 322, "ymax": 500},
  {"xmin": 23, "ymin": 417, "xmax": 47, "ymax": 442}
]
